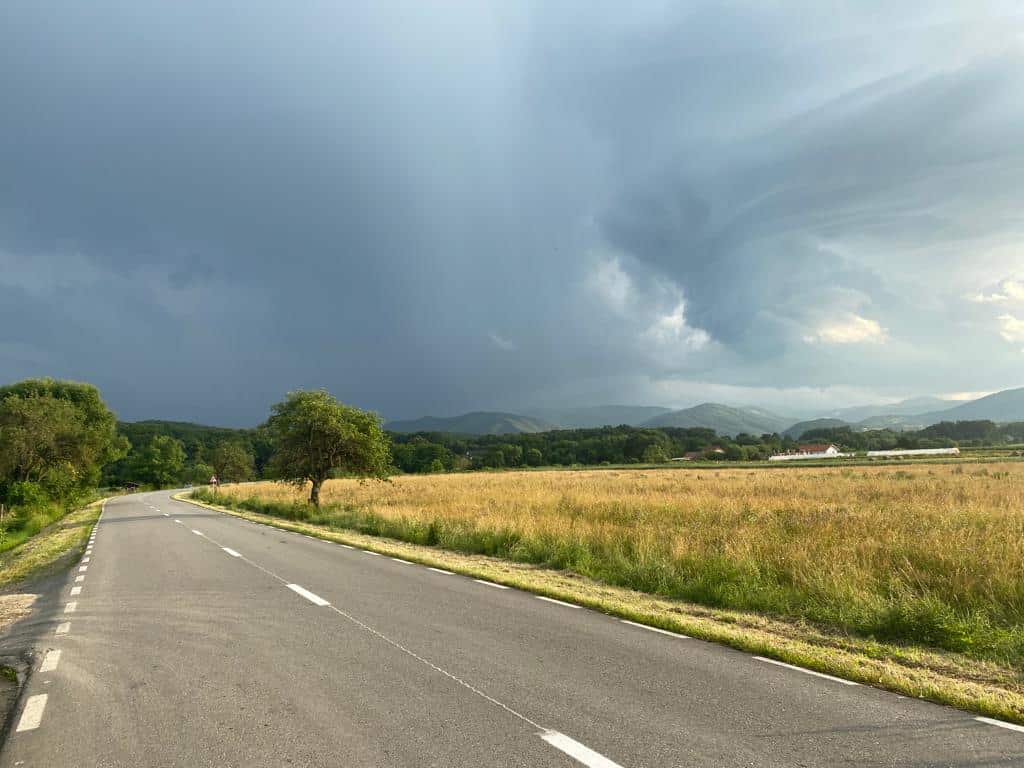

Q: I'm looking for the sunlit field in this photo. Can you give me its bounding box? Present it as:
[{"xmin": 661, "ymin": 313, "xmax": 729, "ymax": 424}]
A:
[{"xmin": 197, "ymin": 463, "xmax": 1024, "ymax": 660}]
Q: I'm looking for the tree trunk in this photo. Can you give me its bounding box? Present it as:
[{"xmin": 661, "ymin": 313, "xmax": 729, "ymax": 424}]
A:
[{"xmin": 309, "ymin": 478, "xmax": 322, "ymax": 507}]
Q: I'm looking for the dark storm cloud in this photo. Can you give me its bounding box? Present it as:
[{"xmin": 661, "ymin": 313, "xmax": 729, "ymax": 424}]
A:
[{"xmin": 2, "ymin": 1, "xmax": 1023, "ymax": 423}]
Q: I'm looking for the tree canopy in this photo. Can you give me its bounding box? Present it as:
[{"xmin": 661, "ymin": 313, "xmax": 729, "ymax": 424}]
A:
[
  {"xmin": 264, "ymin": 390, "xmax": 390, "ymax": 505},
  {"xmin": 0, "ymin": 379, "xmax": 126, "ymax": 503}
]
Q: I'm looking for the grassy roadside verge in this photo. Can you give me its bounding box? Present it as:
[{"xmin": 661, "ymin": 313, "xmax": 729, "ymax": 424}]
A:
[
  {"xmin": 179, "ymin": 490, "xmax": 1024, "ymax": 725},
  {"xmin": 0, "ymin": 499, "xmax": 102, "ymax": 593}
]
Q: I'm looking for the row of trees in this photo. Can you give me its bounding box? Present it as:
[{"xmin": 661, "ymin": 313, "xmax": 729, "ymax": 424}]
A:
[
  {"xmin": 1, "ymin": 381, "xmax": 391, "ymax": 514},
  {"xmin": 390, "ymin": 419, "xmax": 1024, "ymax": 473},
  {"xmin": 390, "ymin": 426, "xmax": 797, "ymax": 472}
]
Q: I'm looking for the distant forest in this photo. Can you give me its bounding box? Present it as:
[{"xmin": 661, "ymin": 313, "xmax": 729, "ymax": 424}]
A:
[{"xmin": 103, "ymin": 418, "xmax": 1024, "ymax": 480}]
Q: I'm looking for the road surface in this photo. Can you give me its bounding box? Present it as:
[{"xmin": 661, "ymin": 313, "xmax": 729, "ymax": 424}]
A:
[{"xmin": 2, "ymin": 490, "xmax": 1021, "ymax": 767}]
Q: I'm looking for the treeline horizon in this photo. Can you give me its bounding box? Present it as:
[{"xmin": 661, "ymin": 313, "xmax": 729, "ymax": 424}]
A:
[{"xmin": 111, "ymin": 416, "xmax": 1023, "ymax": 478}]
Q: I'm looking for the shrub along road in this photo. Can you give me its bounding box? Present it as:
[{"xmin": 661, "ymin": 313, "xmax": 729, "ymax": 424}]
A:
[{"xmin": 2, "ymin": 490, "xmax": 1022, "ymax": 767}]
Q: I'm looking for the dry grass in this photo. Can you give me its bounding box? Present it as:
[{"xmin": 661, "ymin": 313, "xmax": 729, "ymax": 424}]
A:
[{"xmin": 201, "ymin": 463, "xmax": 1024, "ymax": 661}]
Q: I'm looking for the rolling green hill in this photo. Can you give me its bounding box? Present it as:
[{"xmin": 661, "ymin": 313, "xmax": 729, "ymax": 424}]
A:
[
  {"xmin": 914, "ymin": 387, "xmax": 1024, "ymax": 425},
  {"xmin": 525, "ymin": 405, "xmax": 673, "ymax": 428},
  {"xmin": 642, "ymin": 403, "xmax": 793, "ymax": 436},
  {"xmin": 784, "ymin": 418, "xmax": 850, "ymax": 439},
  {"xmin": 385, "ymin": 411, "xmax": 557, "ymax": 435}
]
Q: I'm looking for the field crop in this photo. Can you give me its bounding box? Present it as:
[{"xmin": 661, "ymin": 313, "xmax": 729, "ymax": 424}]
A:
[{"xmin": 197, "ymin": 463, "xmax": 1024, "ymax": 662}]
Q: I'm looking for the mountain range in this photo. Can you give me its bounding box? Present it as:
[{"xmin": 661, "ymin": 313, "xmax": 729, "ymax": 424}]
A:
[{"xmin": 385, "ymin": 386, "xmax": 1024, "ymax": 438}]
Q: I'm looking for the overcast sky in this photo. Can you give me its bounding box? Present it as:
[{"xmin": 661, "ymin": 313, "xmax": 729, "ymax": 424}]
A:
[{"xmin": 3, "ymin": 2, "xmax": 1023, "ymax": 425}]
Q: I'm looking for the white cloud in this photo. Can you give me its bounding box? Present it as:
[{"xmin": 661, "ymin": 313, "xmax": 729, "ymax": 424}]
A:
[
  {"xmin": 997, "ymin": 313, "xmax": 1024, "ymax": 344},
  {"xmin": 488, "ymin": 331, "xmax": 516, "ymax": 351},
  {"xmin": 803, "ymin": 314, "xmax": 889, "ymax": 345},
  {"xmin": 968, "ymin": 291, "xmax": 1010, "ymax": 304},
  {"xmin": 967, "ymin": 277, "xmax": 1024, "ymax": 304},
  {"xmin": 941, "ymin": 390, "xmax": 995, "ymax": 401},
  {"xmin": 1004, "ymin": 280, "xmax": 1024, "ymax": 301},
  {"xmin": 587, "ymin": 257, "xmax": 632, "ymax": 315},
  {"xmin": 643, "ymin": 303, "xmax": 711, "ymax": 351}
]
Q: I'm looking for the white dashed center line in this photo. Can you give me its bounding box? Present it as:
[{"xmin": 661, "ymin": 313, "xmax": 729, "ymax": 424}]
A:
[
  {"xmin": 287, "ymin": 584, "xmax": 330, "ymax": 606},
  {"xmin": 192, "ymin": 529, "xmax": 204, "ymax": 537},
  {"xmin": 40, "ymin": 649, "xmax": 61, "ymax": 673},
  {"xmin": 15, "ymin": 695, "xmax": 48, "ymax": 732},
  {"xmin": 535, "ymin": 596, "xmax": 580, "ymax": 609},
  {"xmin": 174, "ymin": 519, "xmax": 182, "ymax": 524},
  {"xmin": 754, "ymin": 656, "xmax": 858, "ymax": 686},
  {"xmin": 474, "ymin": 579, "xmax": 509, "ymax": 589},
  {"xmin": 539, "ymin": 730, "xmax": 624, "ymax": 768},
  {"xmin": 222, "ymin": 548, "xmax": 242, "ymax": 558},
  {"xmin": 55, "ymin": 622, "xmax": 70, "ymax": 635}
]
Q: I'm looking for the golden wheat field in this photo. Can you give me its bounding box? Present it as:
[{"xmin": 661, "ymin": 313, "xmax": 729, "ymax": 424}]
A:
[{"xmin": 206, "ymin": 462, "xmax": 1024, "ymax": 658}]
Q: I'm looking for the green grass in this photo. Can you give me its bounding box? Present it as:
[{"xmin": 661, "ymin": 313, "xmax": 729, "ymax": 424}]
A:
[{"xmin": 0, "ymin": 500, "xmax": 102, "ymax": 591}]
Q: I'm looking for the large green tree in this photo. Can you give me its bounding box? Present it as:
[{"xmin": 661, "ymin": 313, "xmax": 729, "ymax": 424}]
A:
[
  {"xmin": 211, "ymin": 440, "xmax": 255, "ymax": 483},
  {"xmin": 0, "ymin": 379, "xmax": 126, "ymax": 502},
  {"xmin": 264, "ymin": 390, "xmax": 390, "ymax": 506},
  {"xmin": 130, "ymin": 435, "xmax": 187, "ymax": 488}
]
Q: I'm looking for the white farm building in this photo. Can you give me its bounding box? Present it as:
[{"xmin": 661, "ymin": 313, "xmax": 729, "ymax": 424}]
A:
[{"xmin": 866, "ymin": 448, "xmax": 960, "ymax": 458}]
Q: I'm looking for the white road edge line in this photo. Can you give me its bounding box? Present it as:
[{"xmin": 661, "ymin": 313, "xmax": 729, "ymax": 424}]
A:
[
  {"xmin": 976, "ymin": 716, "xmax": 1024, "ymax": 734},
  {"xmin": 174, "ymin": 519, "xmax": 182, "ymax": 524},
  {"xmin": 15, "ymin": 694, "xmax": 48, "ymax": 732},
  {"xmin": 286, "ymin": 584, "xmax": 330, "ymax": 607},
  {"xmin": 754, "ymin": 656, "xmax": 858, "ymax": 686},
  {"xmin": 428, "ymin": 567, "xmax": 454, "ymax": 575},
  {"xmin": 40, "ymin": 649, "xmax": 61, "ymax": 673},
  {"xmin": 390, "ymin": 557, "xmax": 413, "ymax": 564},
  {"xmin": 536, "ymin": 596, "xmax": 580, "ymax": 609},
  {"xmin": 474, "ymin": 579, "xmax": 509, "ymax": 590},
  {"xmin": 192, "ymin": 529, "xmax": 204, "ymax": 537},
  {"xmin": 82, "ymin": 557, "xmax": 90, "ymax": 563},
  {"xmin": 55, "ymin": 622, "xmax": 70, "ymax": 635},
  {"xmin": 621, "ymin": 619, "xmax": 689, "ymax": 639},
  {"xmin": 364, "ymin": 551, "xmax": 382, "ymax": 557},
  {"xmin": 539, "ymin": 730, "xmax": 624, "ymax": 768},
  {"xmin": 64, "ymin": 602, "xmax": 77, "ymax": 613},
  {"xmin": 70, "ymin": 586, "xmax": 82, "ymax": 596},
  {"xmin": 74, "ymin": 575, "xmax": 84, "ymax": 583},
  {"xmin": 339, "ymin": 544, "xmax": 355, "ymax": 549},
  {"xmin": 79, "ymin": 566, "xmax": 87, "ymax": 572},
  {"xmin": 222, "ymin": 548, "xmax": 242, "ymax": 558}
]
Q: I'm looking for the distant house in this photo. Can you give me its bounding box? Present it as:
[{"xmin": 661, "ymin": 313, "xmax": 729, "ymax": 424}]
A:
[{"xmin": 796, "ymin": 443, "xmax": 840, "ymax": 456}]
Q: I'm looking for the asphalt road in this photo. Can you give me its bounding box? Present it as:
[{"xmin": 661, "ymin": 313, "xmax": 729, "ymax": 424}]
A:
[{"xmin": 1, "ymin": 490, "xmax": 1022, "ymax": 767}]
